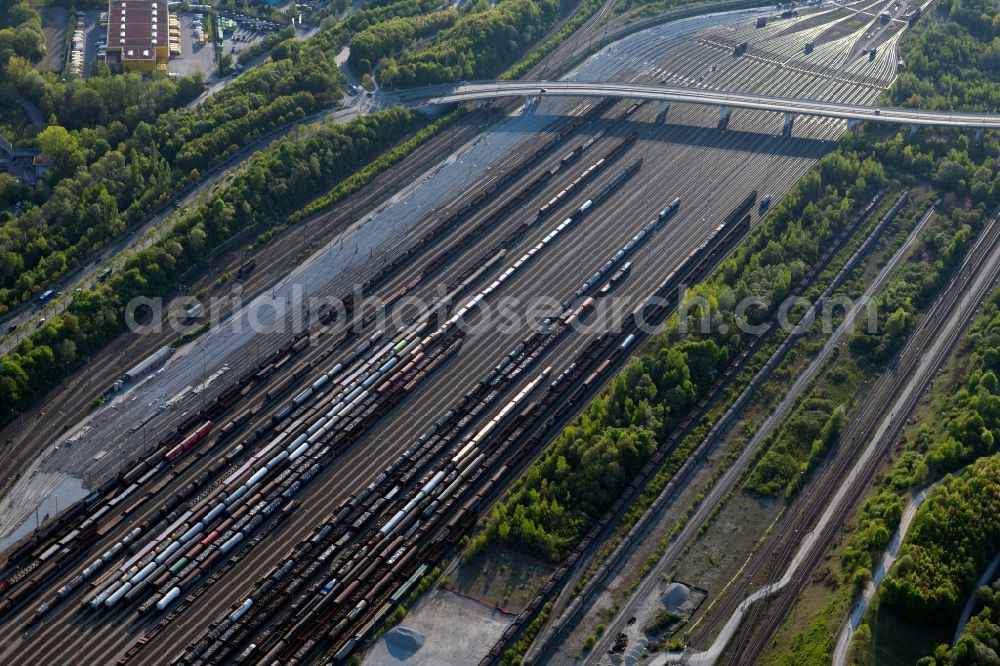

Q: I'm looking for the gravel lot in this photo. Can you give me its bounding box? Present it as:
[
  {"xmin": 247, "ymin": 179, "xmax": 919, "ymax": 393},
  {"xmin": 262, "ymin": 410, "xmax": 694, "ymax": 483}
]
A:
[
  {"xmin": 38, "ymin": 6, "xmax": 68, "ymax": 72},
  {"xmin": 363, "ymin": 589, "xmax": 516, "ymax": 666}
]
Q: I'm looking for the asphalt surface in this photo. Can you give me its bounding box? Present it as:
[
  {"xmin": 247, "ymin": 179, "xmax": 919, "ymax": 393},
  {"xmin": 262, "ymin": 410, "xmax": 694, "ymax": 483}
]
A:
[{"xmin": 406, "ymin": 79, "xmax": 1000, "ymax": 127}]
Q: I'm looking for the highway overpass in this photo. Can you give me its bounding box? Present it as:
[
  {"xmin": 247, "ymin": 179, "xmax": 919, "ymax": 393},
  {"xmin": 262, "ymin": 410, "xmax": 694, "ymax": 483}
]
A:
[{"xmin": 397, "ymin": 80, "xmax": 1000, "ymax": 129}]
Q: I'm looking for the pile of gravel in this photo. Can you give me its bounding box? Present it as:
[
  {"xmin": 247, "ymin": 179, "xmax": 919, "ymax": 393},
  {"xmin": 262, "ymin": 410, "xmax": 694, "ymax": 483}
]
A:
[
  {"xmin": 662, "ymin": 582, "xmax": 691, "ymax": 612},
  {"xmin": 383, "ymin": 626, "xmax": 426, "ymax": 659}
]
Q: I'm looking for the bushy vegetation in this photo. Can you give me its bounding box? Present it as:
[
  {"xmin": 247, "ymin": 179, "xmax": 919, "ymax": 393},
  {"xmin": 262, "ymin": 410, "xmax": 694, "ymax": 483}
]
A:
[
  {"xmin": 485, "ymin": 341, "xmax": 722, "ymax": 561},
  {"xmin": 379, "ymin": 0, "xmax": 571, "ymax": 86},
  {"xmin": 883, "ymin": 455, "xmax": 1000, "ymax": 624},
  {"xmin": 920, "ymin": 579, "xmax": 1000, "ymax": 665},
  {"xmin": 749, "ymin": 192, "xmax": 987, "ymax": 501},
  {"xmin": 888, "ymin": 0, "xmax": 1000, "ymax": 112},
  {"xmin": 349, "ymin": 11, "xmax": 458, "ymax": 70},
  {"xmin": 237, "ymin": 25, "xmax": 296, "ymax": 66},
  {"xmin": 288, "ymin": 106, "xmax": 467, "ymax": 224},
  {"xmin": 746, "ymin": 399, "xmax": 847, "ymax": 497}
]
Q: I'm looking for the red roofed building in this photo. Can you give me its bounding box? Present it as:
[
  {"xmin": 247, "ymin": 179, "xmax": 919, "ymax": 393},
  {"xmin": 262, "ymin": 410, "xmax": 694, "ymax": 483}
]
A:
[{"xmin": 106, "ymin": 0, "xmax": 170, "ymax": 73}]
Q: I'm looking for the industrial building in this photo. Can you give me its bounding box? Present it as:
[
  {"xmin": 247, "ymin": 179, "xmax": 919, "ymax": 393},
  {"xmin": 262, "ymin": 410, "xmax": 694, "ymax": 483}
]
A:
[{"xmin": 104, "ymin": 0, "xmax": 170, "ymax": 73}]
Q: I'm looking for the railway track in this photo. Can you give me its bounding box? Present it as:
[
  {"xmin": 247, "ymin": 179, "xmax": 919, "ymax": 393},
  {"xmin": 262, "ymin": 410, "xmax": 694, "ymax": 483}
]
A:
[
  {"xmin": 0, "ymin": 1, "xmax": 913, "ymax": 663},
  {"xmin": 499, "ymin": 2, "xmax": 905, "ymax": 662},
  {"xmin": 713, "ymin": 208, "xmax": 1000, "ymax": 664},
  {"xmin": 521, "ymin": 189, "xmax": 890, "ymax": 666}
]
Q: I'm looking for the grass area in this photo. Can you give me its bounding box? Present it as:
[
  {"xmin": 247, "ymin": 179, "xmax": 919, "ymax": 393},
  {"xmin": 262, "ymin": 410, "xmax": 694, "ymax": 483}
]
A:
[
  {"xmin": 760, "ymin": 583, "xmax": 851, "ymax": 666},
  {"xmin": 862, "ymin": 594, "xmax": 951, "ymax": 666},
  {"xmin": 447, "ymin": 545, "xmax": 554, "ymax": 611}
]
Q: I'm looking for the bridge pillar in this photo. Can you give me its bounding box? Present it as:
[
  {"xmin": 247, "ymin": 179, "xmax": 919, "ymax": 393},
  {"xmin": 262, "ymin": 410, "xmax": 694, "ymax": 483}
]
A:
[
  {"xmin": 657, "ymin": 100, "xmax": 670, "ymax": 123},
  {"xmin": 975, "ymin": 129, "xmax": 984, "ymax": 143},
  {"xmin": 524, "ymin": 95, "xmax": 538, "ymax": 113},
  {"xmin": 909, "ymin": 124, "xmax": 918, "ymax": 136},
  {"xmin": 718, "ymin": 106, "xmax": 731, "ymax": 130},
  {"xmin": 846, "ymin": 118, "xmax": 859, "ymax": 131},
  {"xmin": 782, "ymin": 112, "xmax": 794, "ymax": 136}
]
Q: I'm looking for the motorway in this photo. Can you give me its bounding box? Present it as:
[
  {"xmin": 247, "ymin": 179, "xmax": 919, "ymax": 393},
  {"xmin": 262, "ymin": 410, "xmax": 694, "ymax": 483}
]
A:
[
  {"xmin": 0, "ymin": 0, "xmax": 923, "ymax": 663},
  {"xmin": 402, "ymin": 79, "xmax": 1000, "ymax": 128}
]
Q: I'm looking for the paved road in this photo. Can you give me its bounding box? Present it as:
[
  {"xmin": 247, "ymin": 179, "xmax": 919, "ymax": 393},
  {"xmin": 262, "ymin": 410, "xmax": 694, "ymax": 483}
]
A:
[
  {"xmin": 401, "ymin": 80, "xmax": 1000, "ymax": 128},
  {"xmin": 831, "ymin": 482, "xmax": 937, "ymax": 666},
  {"xmin": 950, "ymin": 549, "xmax": 1000, "ymax": 647},
  {"xmin": 15, "ymin": 98, "xmax": 44, "ymax": 128}
]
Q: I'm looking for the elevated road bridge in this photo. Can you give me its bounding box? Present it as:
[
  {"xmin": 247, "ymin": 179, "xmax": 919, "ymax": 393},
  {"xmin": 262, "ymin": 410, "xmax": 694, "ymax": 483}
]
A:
[{"xmin": 397, "ymin": 80, "xmax": 1000, "ymax": 129}]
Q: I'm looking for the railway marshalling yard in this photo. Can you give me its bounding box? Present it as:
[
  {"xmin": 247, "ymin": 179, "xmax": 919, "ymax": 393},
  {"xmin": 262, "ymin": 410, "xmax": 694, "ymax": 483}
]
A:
[{"xmin": 0, "ymin": 1, "xmax": 946, "ymax": 664}]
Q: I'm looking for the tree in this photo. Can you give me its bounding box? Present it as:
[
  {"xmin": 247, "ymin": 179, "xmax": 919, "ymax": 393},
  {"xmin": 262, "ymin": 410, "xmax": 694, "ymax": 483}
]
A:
[{"xmin": 36, "ymin": 125, "xmax": 84, "ymax": 177}]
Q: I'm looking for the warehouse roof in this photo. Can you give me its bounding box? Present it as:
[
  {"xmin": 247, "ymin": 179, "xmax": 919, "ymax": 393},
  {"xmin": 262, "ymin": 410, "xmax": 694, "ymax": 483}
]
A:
[{"xmin": 107, "ymin": 0, "xmax": 168, "ymax": 60}]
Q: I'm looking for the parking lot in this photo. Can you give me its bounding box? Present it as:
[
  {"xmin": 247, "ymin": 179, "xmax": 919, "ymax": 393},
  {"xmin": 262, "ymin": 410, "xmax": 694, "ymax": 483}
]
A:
[
  {"xmin": 68, "ymin": 10, "xmax": 102, "ymax": 78},
  {"xmin": 219, "ymin": 12, "xmax": 282, "ymax": 67},
  {"xmin": 169, "ymin": 12, "xmax": 217, "ymax": 78}
]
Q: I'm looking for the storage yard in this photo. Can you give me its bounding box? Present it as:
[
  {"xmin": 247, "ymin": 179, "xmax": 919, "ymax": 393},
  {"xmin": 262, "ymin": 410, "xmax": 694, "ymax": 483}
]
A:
[{"xmin": 0, "ymin": 0, "xmax": 931, "ymax": 664}]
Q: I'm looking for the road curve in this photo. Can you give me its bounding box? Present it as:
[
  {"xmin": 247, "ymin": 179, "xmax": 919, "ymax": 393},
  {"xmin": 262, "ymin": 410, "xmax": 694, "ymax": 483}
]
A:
[
  {"xmin": 831, "ymin": 482, "xmax": 937, "ymax": 666},
  {"xmin": 399, "ymin": 80, "xmax": 1000, "ymax": 128}
]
